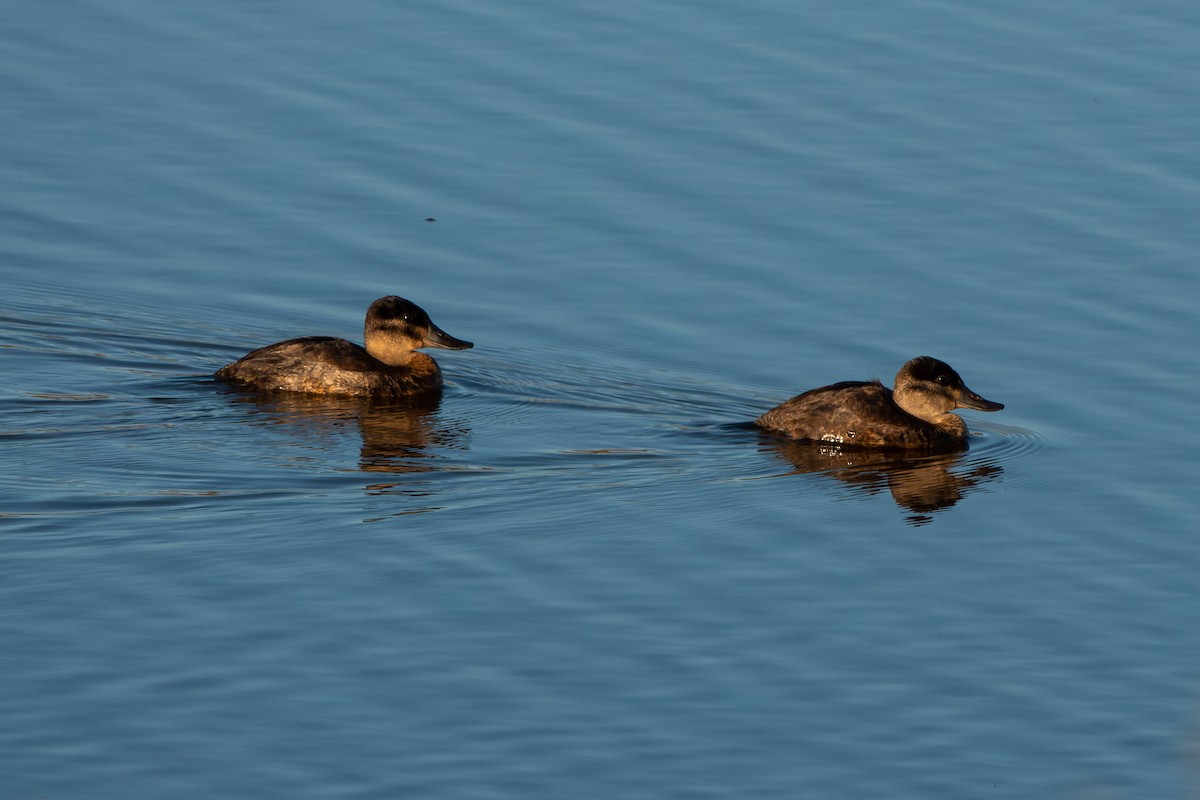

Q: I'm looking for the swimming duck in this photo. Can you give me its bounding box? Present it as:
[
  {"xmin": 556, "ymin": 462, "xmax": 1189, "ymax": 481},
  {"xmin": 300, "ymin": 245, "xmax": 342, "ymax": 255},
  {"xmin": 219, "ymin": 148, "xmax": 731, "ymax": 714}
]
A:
[
  {"xmin": 755, "ymin": 356, "xmax": 1003, "ymax": 450},
  {"xmin": 215, "ymin": 295, "xmax": 472, "ymax": 396}
]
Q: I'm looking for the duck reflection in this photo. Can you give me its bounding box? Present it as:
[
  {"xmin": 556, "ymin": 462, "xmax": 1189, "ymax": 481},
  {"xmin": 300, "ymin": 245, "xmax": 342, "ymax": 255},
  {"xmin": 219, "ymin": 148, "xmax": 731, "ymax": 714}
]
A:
[
  {"xmin": 220, "ymin": 388, "xmax": 469, "ymax": 479},
  {"xmin": 761, "ymin": 434, "xmax": 1002, "ymax": 524}
]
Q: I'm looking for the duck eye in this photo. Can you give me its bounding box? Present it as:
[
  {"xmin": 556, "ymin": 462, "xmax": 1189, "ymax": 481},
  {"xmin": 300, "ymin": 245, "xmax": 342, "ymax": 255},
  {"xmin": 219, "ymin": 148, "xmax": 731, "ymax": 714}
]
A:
[{"xmin": 935, "ymin": 374, "xmax": 949, "ymax": 385}]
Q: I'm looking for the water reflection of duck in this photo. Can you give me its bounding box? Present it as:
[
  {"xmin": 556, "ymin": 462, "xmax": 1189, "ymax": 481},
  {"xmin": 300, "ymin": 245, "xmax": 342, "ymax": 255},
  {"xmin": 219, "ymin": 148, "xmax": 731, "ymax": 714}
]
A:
[
  {"xmin": 221, "ymin": 390, "xmax": 469, "ymax": 476},
  {"xmin": 215, "ymin": 296, "xmax": 472, "ymax": 396},
  {"xmin": 755, "ymin": 356, "xmax": 1003, "ymax": 451},
  {"xmin": 764, "ymin": 436, "xmax": 1003, "ymax": 522}
]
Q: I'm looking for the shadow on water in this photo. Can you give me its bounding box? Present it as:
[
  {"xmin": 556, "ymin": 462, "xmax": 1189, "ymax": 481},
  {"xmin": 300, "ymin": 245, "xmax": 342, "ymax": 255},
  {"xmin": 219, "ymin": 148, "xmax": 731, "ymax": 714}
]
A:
[
  {"xmin": 215, "ymin": 386, "xmax": 471, "ymax": 483},
  {"xmin": 756, "ymin": 431, "xmax": 1004, "ymax": 526}
]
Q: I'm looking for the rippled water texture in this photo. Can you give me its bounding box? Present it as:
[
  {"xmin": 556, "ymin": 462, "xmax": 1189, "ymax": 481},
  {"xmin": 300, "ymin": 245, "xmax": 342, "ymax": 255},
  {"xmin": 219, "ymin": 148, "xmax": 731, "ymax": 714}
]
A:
[{"xmin": 4, "ymin": 1, "xmax": 1200, "ymax": 798}]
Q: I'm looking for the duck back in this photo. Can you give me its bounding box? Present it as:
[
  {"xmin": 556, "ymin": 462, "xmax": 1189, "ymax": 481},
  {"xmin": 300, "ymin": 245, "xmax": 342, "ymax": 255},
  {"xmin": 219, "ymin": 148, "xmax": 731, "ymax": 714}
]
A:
[{"xmin": 215, "ymin": 336, "xmax": 441, "ymax": 396}]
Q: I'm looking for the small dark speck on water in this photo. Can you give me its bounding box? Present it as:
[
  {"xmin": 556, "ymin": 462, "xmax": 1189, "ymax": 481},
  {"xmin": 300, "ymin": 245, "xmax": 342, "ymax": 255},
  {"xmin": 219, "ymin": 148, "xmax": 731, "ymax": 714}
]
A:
[{"xmin": 424, "ymin": 217, "xmax": 437, "ymax": 222}]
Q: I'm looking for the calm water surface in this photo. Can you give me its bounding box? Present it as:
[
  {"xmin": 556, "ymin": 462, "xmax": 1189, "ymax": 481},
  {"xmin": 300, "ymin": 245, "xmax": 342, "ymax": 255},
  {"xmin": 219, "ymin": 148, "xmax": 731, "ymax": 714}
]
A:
[{"xmin": 4, "ymin": 1, "xmax": 1200, "ymax": 798}]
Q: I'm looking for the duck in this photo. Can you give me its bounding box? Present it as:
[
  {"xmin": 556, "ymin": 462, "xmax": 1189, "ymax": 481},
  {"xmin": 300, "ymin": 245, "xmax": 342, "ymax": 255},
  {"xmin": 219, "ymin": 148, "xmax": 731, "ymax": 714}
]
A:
[
  {"xmin": 215, "ymin": 295, "xmax": 472, "ymax": 396},
  {"xmin": 755, "ymin": 356, "xmax": 1003, "ymax": 450}
]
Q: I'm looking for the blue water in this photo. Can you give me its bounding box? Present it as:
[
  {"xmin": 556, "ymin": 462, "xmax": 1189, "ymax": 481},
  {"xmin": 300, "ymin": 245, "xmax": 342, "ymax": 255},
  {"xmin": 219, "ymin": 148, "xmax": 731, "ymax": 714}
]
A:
[{"xmin": 4, "ymin": 1, "xmax": 1200, "ymax": 798}]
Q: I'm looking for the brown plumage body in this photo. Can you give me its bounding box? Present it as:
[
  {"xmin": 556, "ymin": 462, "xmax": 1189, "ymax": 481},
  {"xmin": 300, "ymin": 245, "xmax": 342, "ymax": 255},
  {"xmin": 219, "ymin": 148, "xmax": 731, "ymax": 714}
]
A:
[
  {"xmin": 215, "ymin": 296, "xmax": 472, "ymax": 397},
  {"xmin": 755, "ymin": 356, "xmax": 1003, "ymax": 451}
]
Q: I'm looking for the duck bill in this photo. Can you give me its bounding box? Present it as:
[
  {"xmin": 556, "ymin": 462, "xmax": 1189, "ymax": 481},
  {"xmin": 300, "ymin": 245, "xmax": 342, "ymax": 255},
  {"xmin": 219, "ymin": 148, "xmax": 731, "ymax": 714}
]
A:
[
  {"xmin": 422, "ymin": 324, "xmax": 473, "ymax": 350},
  {"xmin": 957, "ymin": 386, "xmax": 1004, "ymax": 412}
]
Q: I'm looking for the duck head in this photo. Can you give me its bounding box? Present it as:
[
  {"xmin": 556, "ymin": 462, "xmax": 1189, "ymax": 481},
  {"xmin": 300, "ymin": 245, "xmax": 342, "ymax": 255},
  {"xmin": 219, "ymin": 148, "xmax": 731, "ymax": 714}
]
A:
[
  {"xmin": 364, "ymin": 295, "xmax": 473, "ymax": 365},
  {"xmin": 892, "ymin": 356, "xmax": 1003, "ymax": 424}
]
